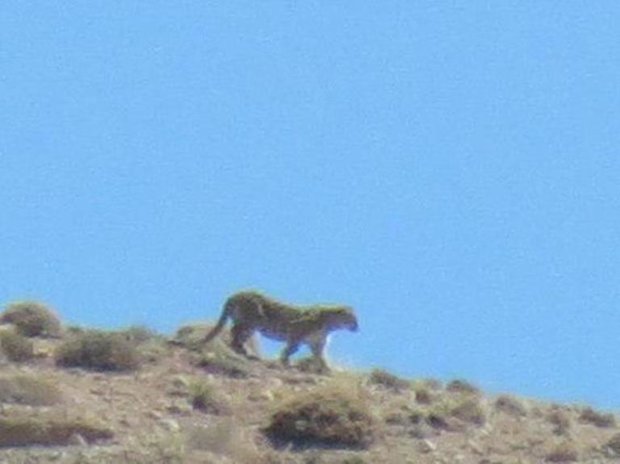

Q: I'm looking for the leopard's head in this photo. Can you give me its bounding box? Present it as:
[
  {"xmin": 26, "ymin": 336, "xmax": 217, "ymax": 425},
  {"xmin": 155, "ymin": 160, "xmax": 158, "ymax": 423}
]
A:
[{"xmin": 331, "ymin": 306, "xmax": 358, "ymax": 332}]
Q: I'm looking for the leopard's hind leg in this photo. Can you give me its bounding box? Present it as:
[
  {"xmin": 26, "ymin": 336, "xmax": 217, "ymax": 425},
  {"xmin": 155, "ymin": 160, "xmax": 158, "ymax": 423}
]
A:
[{"xmin": 230, "ymin": 323, "xmax": 259, "ymax": 360}]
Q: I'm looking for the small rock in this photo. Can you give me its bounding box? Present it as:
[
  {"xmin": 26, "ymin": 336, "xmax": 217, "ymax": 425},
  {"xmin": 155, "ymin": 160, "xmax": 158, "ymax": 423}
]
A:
[
  {"xmin": 171, "ymin": 375, "xmax": 190, "ymax": 389},
  {"xmin": 119, "ymin": 417, "xmax": 132, "ymax": 427},
  {"xmin": 147, "ymin": 410, "xmax": 163, "ymax": 420},
  {"xmin": 159, "ymin": 418, "xmax": 180, "ymax": 432},
  {"xmin": 48, "ymin": 451, "xmax": 65, "ymax": 461},
  {"xmin": 166, "ymin": 401, "xmax": 192, "ymax": 415},
  {"xmin": 468, "ymin": 439, "xmax": 484, "ymax": 455},
  {"xmin": 248, "ymin": 390, "xmax": 274, "ymax": 402},
  {"xmin": 68, "ymin": 433, "xmax": 87, "ymax": 446},
  {"xmin": 418, "ymin": 439, "xmax": 436, "ymax": 453},
  {"xmin": 270, "ymin": 378, "xmax": 284, "ymax": 388}
]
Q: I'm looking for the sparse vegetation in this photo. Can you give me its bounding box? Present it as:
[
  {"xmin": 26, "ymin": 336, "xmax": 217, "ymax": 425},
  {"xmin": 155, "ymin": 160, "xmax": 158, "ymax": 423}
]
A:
[
  {"xmin": 189, "ymin": 380, "xmax": 230, "ymax": 415},
  {"xmin": 450, "ymin": 396, "xmax": 486, "ymax": 425},
  {"xmin": 123, "ymin": 327, "xmax": 169, "ymax": 364},
  {"xmin": 446, "ymin": 379, "xmax": 480, "ymax": 395},
  {"xmin": 0, "ymin": 313, "xmax": 616, "ymax": 463},
  {"xmin": 0, "ymin": 374, "xmax": 63, "ymax": 406},
  {"xmin": 368, "ymin": 368, "xmax": 409, "ymax": 392},
  {"xmin": 185, "ymin": 419, "xmax": 261, "ymax": 462},
  {"xmin": 578, "ymin": 406, "xmax": 616, "ymax": 428},
  {"xmin": 0, "ymin": 301, "xmax": 62, "ymax": 338},
  {"xmin": 121, "ymin": 325, "xmax": 158, "ymax": 344},
  {"xmin": 412, "ymin": 380, "xmax": 437, "ymax": 404},
  {"xmin": 606, "ymin": 433, "xmax": 620, "ymax": 455},
  {"xmin": 427, "ymin": 393, "xmax": 486, "ymax": 430},
  {"xmin": 495, "ymin": 394, "xmax": 528, "ymax": 417},
  {"xmin": 195, "ymin": 350, "xmax": 252, "ymax": 378},
  {"xmin": 544, "ymin": 441, "xmax": 578, "ymax": 462},
  {"xmin": 173, "ymin": 323, "xmax": 258, "ymax": 353},
  {"xmin": 55, "ymin": 329, "xmax": 141, "ymax": 371},
  {"xmin": 0, "ymin": 414, "xmax": 113, "ymax": 447},
  {"xmin": 548, "ymin": 408, "xmax": 572, "ymax": 436},
  {"xmin": 295, "ymin": 356, "xmax": 330, "ymax": 374},
  {"xmin": 264, "ymin": 382, "xmax": 376, "ymax": 449},
  {"xmin": 0, "ymin": 329, "xmax": 35, "ymax": 362},
  {"xmin": 340, "ymin": 457, "xmax": 367, "ymax": 464}
]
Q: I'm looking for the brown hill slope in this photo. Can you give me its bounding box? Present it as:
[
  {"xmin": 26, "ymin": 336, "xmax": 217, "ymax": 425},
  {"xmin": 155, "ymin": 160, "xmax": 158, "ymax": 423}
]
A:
[{"xmin": 0, "ymin": 315, "xmax": 618, "ymax": 463}]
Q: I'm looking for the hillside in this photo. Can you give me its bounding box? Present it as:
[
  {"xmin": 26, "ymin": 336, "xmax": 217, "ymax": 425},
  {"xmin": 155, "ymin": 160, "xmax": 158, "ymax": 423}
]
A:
[{"xmin": 0, "ymin": 303, "xmax": 619, "ymax": 463}]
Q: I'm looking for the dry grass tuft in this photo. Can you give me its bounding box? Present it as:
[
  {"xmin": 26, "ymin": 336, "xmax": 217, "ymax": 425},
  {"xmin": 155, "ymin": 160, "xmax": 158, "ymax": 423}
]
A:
[
  {"xmin": 340, "ymin": 457, "xmax": 368, "ymax": 464},
  {"xmin": 495, "ymin": 394, "xmax": 528, "ymax": 417},
  {"xmin": 412, "ymin": 380, "xmax": 440, "ymax": 405},
  {"xmin": 578, "ymin": 406, "xmax": 616, "ymax": 428},
  {"xmin": 295, "ymin": 356, "xmax": 330, "ymax": 374},
  {"xmin": 368, "ymin": 368, "xmax": 409, "ymax": 392},
  {"xmin": 605, "ymin": 433, "xmax": 620, "ymax": 455},
  {"xmin": 55, "ymin": 329, "xmax": 141, "ymax": 371},
  {"xmin": 195, "ymin": 351, "xmax": 252, "ymax": 378},
  {"xmin": 189, "ymin": 380, "xmax": 231, "ymax": 415},
  {"xmin": 0, "ymin": 414, "xmax": 113, "ymax": 447},
  {"xmin": 448, "ymin": 396, "xmax": 486, "ymax": 425},
  {"xmin": 173, "ymin": 323, "xmax": 259, "ymax": 356},
  {"xmin": 175, "ymin": 323, "xmax": 256, "ymax": 378},
  {"xmin": 547, "ymin": 408, "xmax": 571, "ymax": 436},
  {"xmin": 544, "ymin": 441, "xmax": 578, "ymax": 462},
  {"xmin": 0, "ymin": 374, "xmax": 63, "ymax": 406},
  {"xmin": 446, "ymin": 379, "xmax": 480, "ymax": 395},
  {"xmin": 0, "ymin": 329, "xmax": 35, "ymax": 362},
  {"xmin": 0, "ymin": 301, "xmax": 62, "ymax": 338},
  {"xmin": 264, "ymin": 381, "xmax": 376, "ymax": 449},
  {"xmin": 427, "ymin": 394, "xmax": 486, "ymax": 430},
  {"xmin": 121, "ymin": 325, "xmax": 158, "ymax": 344},
  {"xmin": 185, "ymin": 418, "xmax": 260, "ymax": 463}
]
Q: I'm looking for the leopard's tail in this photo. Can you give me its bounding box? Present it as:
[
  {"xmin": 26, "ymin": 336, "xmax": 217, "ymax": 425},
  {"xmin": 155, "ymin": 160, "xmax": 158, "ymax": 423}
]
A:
[{"xmin": 203, "ymin": 301, "xmax": 232, "ymax": 344}]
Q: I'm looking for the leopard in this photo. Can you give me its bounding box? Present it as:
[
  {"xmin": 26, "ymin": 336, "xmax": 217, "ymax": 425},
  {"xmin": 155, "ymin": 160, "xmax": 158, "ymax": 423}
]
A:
[{"xmin": 202, "ymin": 290, "xmax": 358, "ymax": 369}]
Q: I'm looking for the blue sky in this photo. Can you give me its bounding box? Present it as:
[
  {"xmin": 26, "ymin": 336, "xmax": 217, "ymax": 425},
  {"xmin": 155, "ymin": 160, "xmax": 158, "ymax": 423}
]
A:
[{"xmin": 2, "ymin": 3, "xmax": 620, "ymax": 408}]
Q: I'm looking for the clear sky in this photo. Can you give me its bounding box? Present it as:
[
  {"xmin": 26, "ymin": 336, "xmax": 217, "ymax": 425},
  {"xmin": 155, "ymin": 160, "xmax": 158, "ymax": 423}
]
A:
[{"xmin": 2, "ymin": 3, "xmax": 619, "ymax": 408}]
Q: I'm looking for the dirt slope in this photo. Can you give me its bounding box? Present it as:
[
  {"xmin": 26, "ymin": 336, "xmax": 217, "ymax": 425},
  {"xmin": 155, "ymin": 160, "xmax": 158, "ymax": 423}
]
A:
[{"xmin": 0, "ymin": 324, "xmax": 618, "ymax": 464}]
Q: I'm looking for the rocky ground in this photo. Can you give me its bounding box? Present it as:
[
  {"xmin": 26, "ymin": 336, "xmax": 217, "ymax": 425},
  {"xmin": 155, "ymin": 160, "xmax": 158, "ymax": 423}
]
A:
[{"xmin": 0, "ymin": 319, "xmax": 619, "ymax": 464}]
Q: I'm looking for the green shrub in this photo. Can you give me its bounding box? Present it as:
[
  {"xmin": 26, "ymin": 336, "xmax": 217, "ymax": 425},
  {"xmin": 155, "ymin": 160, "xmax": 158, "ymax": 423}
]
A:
[
  {"xmin": 264, "ymin": 383, "xmax": 376, "ymax": 449},
  {"xmin": 55, "ymin": 329, "xmax": 140, "ymax": 371},
  {"xmin": 0, "ymin": 329, "xmax": 35, "ymax": 362},
  {"xmin": 368, "ymin": 369, "xmax": 409, "ymax": 392},
  {"xmin": 0, "ymin": 301, "xmax": 61, "ymax": 338},
  {"xmin": 0, "ymin": 375, "xmax": 63, "ymax": 406}
]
